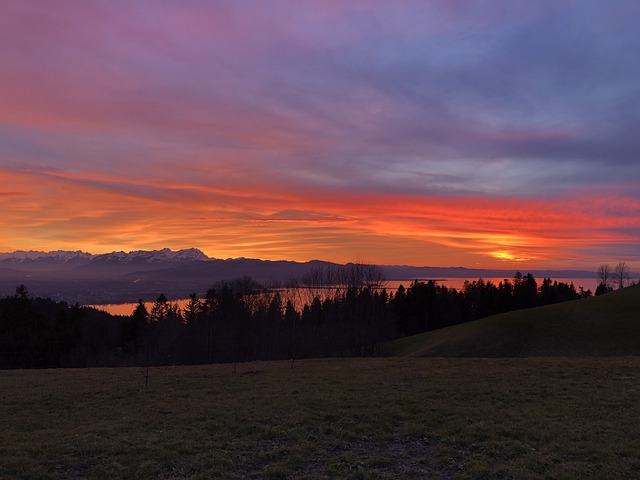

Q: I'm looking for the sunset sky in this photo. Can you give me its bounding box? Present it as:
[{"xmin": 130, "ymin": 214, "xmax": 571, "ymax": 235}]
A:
[{"xmin": 1, "ymin": 1, "xmax": 639, "ymax": 270}]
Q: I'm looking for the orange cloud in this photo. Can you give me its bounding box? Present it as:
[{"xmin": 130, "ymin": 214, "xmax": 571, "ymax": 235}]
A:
[{"xmin": 1, "ymin": 167, "xmax": 639, "ymax": 271}]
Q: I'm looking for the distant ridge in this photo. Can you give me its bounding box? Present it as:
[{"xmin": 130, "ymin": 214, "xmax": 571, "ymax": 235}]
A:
[
  {"xmin": 0, "ymin": 247, "xmax": 626, "ymax": 304},
  {"xmin": 0, "ymin": 248, "xmax": 601, "ymax": 278}
]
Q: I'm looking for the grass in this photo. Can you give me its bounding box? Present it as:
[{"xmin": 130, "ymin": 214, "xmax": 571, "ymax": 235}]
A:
[
  {"xmin": 2, "ymin": 356, "xmax": 640, "ymax": 479},
  {"xmin": 387, "ymin": 284, "xmax": 640, "ymax": 357}
]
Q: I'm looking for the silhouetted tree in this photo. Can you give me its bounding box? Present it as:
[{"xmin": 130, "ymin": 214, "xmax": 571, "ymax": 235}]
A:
[
  {"xmin": 596, "ymin": 264, "xmax": 614, "ymax": 295},
  {"xmin": 613, "ymin": 261, "xmax": 630, "ymax": 289},
  {"xmin": 301, "ymin": 262, "xmax": 386, "ymax": 301},
  {"xmin": 15, "ymin": 284, "xmax": 29, "ymax": 301},
  {"xmin": 513, "ymin": 272, "xmax": 538, "ymax": 309},
  {"xmin": 463, "ymin": 279, "xmax": 500, "ymax": 319},
  {"xmin": 539, "ymin": 278, "xmax": 556, "ymax": 305},
  {"xmin": 148, "ymin": 294, "xmax": 182, "ymax": 364},
  {"xmin": 122, "ymin": 300, "xmax": 148, "ymax": 356},
  {"xmin": 54, "ymin": 303, "xmax": 84, "ymax": 365},
  {"xmin": 283, "ymin": 299, "xmax": 300, "ymax": 365},
  {"xmin": 497, "ymin": 279, "xmax": 515, "ymax": 312},
  {"xmin": 183, "ymin": 292, "xmax": 202, "ymax": 325},
  {"xmin": 203, "ymin": 288, "xmax": 220, "ymax": 363},
  {"xmin": 391, "ymin": 284, "xmax": 408, "ymax": 333},
  {"xmin": 597, "ymin": 264, "xmax": 613, "ymax": 290}
]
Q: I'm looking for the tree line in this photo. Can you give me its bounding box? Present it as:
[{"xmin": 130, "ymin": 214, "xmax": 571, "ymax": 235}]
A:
[
  {"xmin": 0, "ymin": 267, "xmax": 594, "ymax": 369},
  {"xmin": 596, "ymin": 262, "xmax": 632, "ymax": 295}
]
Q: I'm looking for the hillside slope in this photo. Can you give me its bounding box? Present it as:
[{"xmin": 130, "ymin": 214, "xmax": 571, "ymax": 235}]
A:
[{"xmin": 387, "ymin": 284, "xmax": 640, "ymax": 357}]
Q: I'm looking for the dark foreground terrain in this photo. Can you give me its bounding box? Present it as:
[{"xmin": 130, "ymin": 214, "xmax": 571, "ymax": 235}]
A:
[
  {"xmin": 1, "ymin": 357, "xmax": 639, "ymax": 479},
  {"xmin": 388, "ymin": 284, "xmax": 640, "ymax": 357}
]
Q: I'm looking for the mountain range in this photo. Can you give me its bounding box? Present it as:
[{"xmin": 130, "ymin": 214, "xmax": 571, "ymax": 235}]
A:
[
  {"xmin": 0, "ymin": 248, "xmax": 208, "ymax": 264},
  {"xmin": 0, "ymin": 248, "xmax": 602, "ymax": 305}
]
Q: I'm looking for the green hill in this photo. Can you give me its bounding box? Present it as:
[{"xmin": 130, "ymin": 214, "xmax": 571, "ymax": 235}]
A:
[{"xmin": 387, "ymin": 284, "xmax": 640, "ymax": 357}]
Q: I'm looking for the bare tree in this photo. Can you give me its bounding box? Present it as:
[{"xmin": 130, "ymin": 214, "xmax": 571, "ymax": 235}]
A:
[
  {"xmin": 301, "ymin": 262, "xmax": 387, "ymax": 300},
  {"xmin": 362, "ymin": 263, "xmax": 386, "ymax": 290},
  {"xmin": 301, "ymin": 264, "xmax": 337, "ymax": 301},
  {"xmin": 597, "ymin": 264, "xmax": 612, "ymax": 290},
  {"xmin": 613, "ymin": 261, "xmax": 630, "ymax": 289}
]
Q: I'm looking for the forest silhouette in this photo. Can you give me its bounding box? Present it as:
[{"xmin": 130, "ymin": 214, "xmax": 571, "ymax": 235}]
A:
[{"xmin": 0, "ymin": 264, "xmax": 594, "ymax": 369}]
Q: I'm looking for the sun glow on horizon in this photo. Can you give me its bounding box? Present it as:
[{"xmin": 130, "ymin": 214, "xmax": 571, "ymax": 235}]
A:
[
  {"xmin": 0, "ymin": 163, "xmax": 639, "ymax": 269},
  {"xmin": 489, "ymin": 250, "xmax": 535, "ymax": 262},
  {"xmin": 0, "ymin": 166, "xmax": 640, "ymax": 268}
]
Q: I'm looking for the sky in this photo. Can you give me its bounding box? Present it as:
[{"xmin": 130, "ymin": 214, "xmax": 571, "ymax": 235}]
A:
[{"xmin": 1, "ymin": 0, "xmax": 639, "ymax": 270}]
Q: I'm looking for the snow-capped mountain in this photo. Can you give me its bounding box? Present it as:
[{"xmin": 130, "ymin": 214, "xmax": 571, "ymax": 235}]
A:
[
  {"xmin": 0, "ymin": 250, "xmax": 94, "ymax": 264},
  {"xmin": 92, "ymin": 248, "xmax": 209, "ymax": 264},
  {"xmin": 170, "ymin": 248, "xmax": 210, "ymax": 262},
  {"xmin": 0, "ymin": 248, "xmax": 210, "ymax": 264}
]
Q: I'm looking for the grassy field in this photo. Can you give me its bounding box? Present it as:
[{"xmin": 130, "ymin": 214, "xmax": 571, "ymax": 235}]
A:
[
  {"xmin": 2, "ymin": 356, "xmax": 640, "ymax": 479},
  {"xmin": 387, "ymin": 284, "xmax": 640, "ymax": 358}
]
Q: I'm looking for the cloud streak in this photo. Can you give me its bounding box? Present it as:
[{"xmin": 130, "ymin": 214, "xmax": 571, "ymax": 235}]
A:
[{"xmin": 1, "ymin": 167, "xmax": 637, "ymax": 268}]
